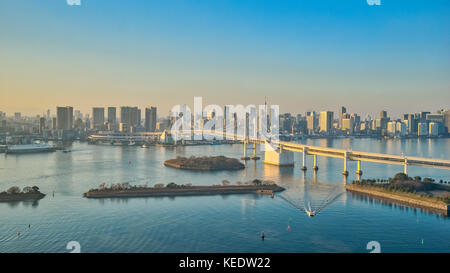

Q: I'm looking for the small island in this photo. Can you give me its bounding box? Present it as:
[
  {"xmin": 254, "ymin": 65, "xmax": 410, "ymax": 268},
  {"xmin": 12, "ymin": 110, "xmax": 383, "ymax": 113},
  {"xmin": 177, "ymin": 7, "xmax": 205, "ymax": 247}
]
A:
[
  {"xmin": 346, "ymin": 173, "xmax": 450, "ymax": 213},
  {"xmin": 164, "ymin": 156, "xmax": 245, "ymax": 171},
  {"xmin": 0, "ymin": 186, "xmax": 45, "ymax": 202},
  {"xmin": 84, "ymin": 180, "xmax": 284, "ymax": 198}
]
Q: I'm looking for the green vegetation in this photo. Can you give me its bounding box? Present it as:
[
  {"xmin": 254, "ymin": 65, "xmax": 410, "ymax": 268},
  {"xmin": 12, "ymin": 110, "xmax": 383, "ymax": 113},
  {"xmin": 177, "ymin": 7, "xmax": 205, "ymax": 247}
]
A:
[
  {"xmin": 0, "ymin": 186, "xmax": 45, "ymax": 201},
  {"xmin": 352, "ymin": 173, "xmax": 450, "ymax": 204},
  {"xmin": 0, "ymin": 186, "xmax": 41, "ymax": 196},
  {"xmin": 164, "ymin": 156, "xmax": 245, "ymax": 171}
]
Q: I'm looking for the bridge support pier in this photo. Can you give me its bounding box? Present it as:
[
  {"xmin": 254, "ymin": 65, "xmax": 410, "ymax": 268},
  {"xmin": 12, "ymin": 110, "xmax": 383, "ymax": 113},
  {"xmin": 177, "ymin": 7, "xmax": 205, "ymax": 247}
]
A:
[
  {"xmin": 313, "ymin": 154, "xmax": 318, "ymax": 171},
  {"xmin": 241, "ymin": 141, "xmax": 251, "ymax": 160},
  {"xmin": 301, "ymin": 147, "xmax": 307, "ymax": 171},
  {"xmin": 356, "ymin": 160, "xmax": 363, "ymax": 175},
  {"xmin": 251, "ymin": 142, "xmax": 260, "ymax": 160},
  {"xmin": 404, "ymin": 158, "xmax": 408, "ymax": 175},
  {"xmin": 342, "ymin": 152, "xmax": 349, "ymax": 176},
  {"xmin": 264, "ymin": 144, "xmax": 294, "ymax": 166}
]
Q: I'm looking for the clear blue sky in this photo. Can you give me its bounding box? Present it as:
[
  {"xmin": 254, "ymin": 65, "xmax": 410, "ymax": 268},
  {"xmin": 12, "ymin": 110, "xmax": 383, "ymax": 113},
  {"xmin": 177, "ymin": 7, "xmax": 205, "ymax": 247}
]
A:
[{"xmin": 0, "ymin": 0, "xmax": 449, "ymax": 118}]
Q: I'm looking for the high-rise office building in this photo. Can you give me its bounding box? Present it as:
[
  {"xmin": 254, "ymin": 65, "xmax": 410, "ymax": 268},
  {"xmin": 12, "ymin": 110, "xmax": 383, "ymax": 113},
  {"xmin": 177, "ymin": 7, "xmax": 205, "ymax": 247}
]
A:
[
  {"xmin": 339, "ymin": 106, "xmax": 347, "ymax": 128},
  {"xmin": 92, "ymin": 107, "xmax": 105, "ymax": 129},
  {"xmin": 306, "ymin": 111, "xmax": 317, "ymax": 133},
  {"xmin": 39, "ymin": 117, "xmax": 45, "ymax": 134},
  {"xmin": 107, "ymin": 107, "xmax": 116, "ymax": 129},
  {"xmin": 319, "ymin": 111, "xmax": 333, "ymax": 133},
  {"xmin": 56, "ymin": 106, "xmax": 73, "ymax": 130},
  {"xmin": 443, "ymin": 109, "xmax": 450, "ymax": 134},
  {"xmin": 120, "ymin": 106, "xmax": 139, "ymax": 127},
  {"xmin": 145, "ymin": 107, "xmax": 157, "ymax": 132},
  {"xmin": 380, "ymin": 111, "xmax": 387, "ymax": 119}
]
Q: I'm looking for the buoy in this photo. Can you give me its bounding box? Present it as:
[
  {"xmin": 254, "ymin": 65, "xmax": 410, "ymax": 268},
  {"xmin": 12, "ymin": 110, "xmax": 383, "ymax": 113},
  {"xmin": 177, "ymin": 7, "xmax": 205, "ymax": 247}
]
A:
[
  {"xmin": 287, "ymin": 225, "xmax": 291, "ymax": 231},
  {"xmin": 261, "ymin": 231, "xmax": 265, "ymax": 240},
  {"xmin": 17, "ymin": 232, "xmax": 21, "ymax": 237}
]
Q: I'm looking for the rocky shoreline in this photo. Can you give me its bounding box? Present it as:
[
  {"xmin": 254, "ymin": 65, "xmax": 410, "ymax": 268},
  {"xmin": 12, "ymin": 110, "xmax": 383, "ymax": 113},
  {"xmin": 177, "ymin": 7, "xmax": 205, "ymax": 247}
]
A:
[{"xmin": 346, "ymin": 184, "xmax": 449, "ymax": 213}]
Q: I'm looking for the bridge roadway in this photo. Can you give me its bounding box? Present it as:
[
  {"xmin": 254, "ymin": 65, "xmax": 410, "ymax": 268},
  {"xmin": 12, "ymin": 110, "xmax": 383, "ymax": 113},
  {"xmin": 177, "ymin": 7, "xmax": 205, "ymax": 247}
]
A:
[{"xmin": 87, "ymin": 131, "xmax": 450, "ymax": 173}]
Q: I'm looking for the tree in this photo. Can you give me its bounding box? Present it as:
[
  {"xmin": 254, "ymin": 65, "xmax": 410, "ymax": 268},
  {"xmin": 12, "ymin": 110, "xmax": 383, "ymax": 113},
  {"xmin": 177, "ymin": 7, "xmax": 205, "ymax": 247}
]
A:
[
  {"xmin": 394, "ymin": 173, "xmax": 408, "ymax": 181},
  {"xmin": 166, "ymin": 182, "xmax": 178, "ymax": 188},
  {"xmin": 252, "ymin": 179, "xmax": 262, "ymax": 186},
  {"xmin": 7, "ymin": 186, "xmax": 21, "ymax": 195}
]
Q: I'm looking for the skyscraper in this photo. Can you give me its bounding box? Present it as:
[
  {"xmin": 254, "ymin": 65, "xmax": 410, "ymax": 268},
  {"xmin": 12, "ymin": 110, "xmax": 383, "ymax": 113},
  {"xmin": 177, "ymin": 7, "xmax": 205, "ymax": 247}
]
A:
[
  {"xmin": 339, "ymin": 106, "xmax": 347, "ymax": 128},
  {"xmin": 92, "ymin": 107, "xmax": 105, "ymax": 129},
  {"xmin": 306, "ymin": 111, "xmax": 317, "ymax": 133},
  {"xmin": 108, "ymin": 107, "xmax": 116, "ymax": 129},
  {"xmin": 39, "ymin": 117, "xmax": 45, "ymax": 134},
  {"xmin": 443, "ymin": 109, "xmax": 450, "ymax": 134},
  {"xmin": 145, "ymin": 107, "xmax": 157, "ymax": 132},
  {"xmin": 319, "ymin": 111, "xmax": 333, "ymax": 133},
  {"xmin": 120, "ymin": 106, "xmax": 139, "ymax": 127},
  {"xmin": 56, "ymin": 106, "xmax": 73, "ymax": 130}
]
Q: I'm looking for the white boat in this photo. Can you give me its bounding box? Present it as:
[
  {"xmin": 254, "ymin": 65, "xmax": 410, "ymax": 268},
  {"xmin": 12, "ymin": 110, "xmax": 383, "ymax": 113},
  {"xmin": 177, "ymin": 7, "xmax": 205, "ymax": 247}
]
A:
[
  {"xmin": 6, "ymin": 144, "xmax": 56, "ymax": 154},
  {"xmin": 305, "ymin": 202, "xmax": 315, "ymax": 217}
]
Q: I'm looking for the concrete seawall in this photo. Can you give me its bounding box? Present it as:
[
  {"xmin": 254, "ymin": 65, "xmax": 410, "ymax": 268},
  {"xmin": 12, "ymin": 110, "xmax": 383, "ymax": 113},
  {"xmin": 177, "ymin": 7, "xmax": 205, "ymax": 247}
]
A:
[{"xmin": 346, "ymin": 184, "xmax": 449, "ymax": 213}]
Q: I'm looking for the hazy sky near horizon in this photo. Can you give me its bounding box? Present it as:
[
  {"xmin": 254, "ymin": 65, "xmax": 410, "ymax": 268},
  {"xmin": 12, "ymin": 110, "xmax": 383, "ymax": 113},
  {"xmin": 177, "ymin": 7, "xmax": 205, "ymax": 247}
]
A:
[{"xmin": 0, "ymin": 0, "xmax": 449, "ymax": 118}]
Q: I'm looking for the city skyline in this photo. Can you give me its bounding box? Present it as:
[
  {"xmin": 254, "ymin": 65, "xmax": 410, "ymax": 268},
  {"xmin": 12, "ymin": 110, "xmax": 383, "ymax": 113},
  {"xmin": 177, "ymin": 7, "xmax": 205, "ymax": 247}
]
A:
[{"xmin": 1, "ymin": 0, "xmax": 449, "ymax": 117}]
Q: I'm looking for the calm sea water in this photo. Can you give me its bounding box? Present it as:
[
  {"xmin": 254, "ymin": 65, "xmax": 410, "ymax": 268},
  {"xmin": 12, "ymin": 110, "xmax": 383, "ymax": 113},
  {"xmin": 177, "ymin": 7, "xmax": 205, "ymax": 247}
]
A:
[{"xmin": 0, "ymin": 138, "xmax": 449, "ymax": 253}]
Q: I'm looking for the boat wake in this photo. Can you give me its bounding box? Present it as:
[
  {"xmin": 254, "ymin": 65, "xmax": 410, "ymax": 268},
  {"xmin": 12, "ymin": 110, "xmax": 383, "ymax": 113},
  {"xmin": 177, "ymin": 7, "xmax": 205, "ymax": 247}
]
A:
[{"xmin": 278, "ymin": 180, "xmax": 345, "ymax": 217}]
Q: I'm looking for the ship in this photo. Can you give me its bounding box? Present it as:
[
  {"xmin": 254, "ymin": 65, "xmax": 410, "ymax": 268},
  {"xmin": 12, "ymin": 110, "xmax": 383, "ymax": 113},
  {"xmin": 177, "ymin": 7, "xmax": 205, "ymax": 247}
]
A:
[{"xmin": 6, "ymin": 144, "xmax": 56, "ymax": 154}]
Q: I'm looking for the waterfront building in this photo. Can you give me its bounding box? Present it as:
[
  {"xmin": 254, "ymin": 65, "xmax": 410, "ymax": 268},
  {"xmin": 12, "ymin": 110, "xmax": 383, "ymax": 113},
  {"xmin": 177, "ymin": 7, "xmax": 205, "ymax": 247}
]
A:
[
  {"xmin": 145, "ymin": 107, "xmax": 157, "ymax": 132},
  {"xmin": 92, "ymin": 107, "xmax": 105, "ymax": 130},
  {"xmin": 444, "ymin": 109, "xmax": 450, "ymax": 134},
  {"xmin": 397, "ymin": 121, "xmax": 407, "ymax": 137},
  {"xmin": 342, "ymin": 118, "xmax": 353, "ymax": 133},
  {"xmin": 119, "ymin": 122, "xmax": 130, "ymax": 133},
  {"xmin": 319, "ymin": 111, "xmax": 333, "ymax": 133},
  {"xmin": 387, "ymin": 121, "xmax": 396, "ymax": 136},
  {"xmin": 418, "ymin": 122, "xmax": 427, "ymax": 137},
  {"xmin": 306, "ymin": 112, "xmax": 317, "ymax": 134},
  {"xmin": 339, "ymin": 106, "xmax": 347, "ymax": 128},
  {"xmin": 120, "ymin": 106, "xmax": 140, "ymax": 127},
  {"xmin": 39, "ymin": 117, "xmax": 45, "ymax": 134},
  {"xmin": 429, "ymin": 122, "xmax": 439, "ymax": 137},
  {"xmin": 56, "ymin": 106, "xmax": 73, "ymax": 130},
  {"xmin": 108, "ymin": 107, "xmax": 116, "ymax": 130}
]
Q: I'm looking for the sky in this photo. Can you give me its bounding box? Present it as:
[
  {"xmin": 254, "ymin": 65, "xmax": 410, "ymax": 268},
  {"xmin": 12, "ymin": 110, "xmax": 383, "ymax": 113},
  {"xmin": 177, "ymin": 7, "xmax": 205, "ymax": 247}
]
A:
[{"xmin": 0, "ymin": 0, "xmax": 449, "ymax": 119}]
